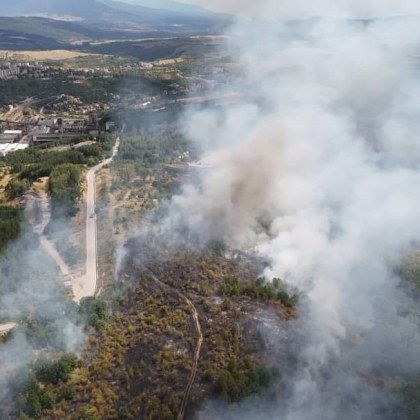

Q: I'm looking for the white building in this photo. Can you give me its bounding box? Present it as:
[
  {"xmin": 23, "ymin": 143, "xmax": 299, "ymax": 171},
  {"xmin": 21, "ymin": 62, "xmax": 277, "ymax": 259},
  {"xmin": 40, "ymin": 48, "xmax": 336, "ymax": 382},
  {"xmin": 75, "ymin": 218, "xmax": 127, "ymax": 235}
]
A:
[{"xmin": 0, "ymin": 143, "xmax": 29, "ymax": 156}]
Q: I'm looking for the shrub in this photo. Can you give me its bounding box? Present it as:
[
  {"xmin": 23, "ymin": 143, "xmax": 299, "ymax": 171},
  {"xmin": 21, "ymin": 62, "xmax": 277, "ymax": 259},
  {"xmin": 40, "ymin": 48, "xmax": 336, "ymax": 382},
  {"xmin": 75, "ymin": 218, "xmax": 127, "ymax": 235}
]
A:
[
  {"xmin": 0, "ymin": 206, "xmax": 20, "ymax": 251},
  {"xmin": 5, "ymin": 178, "xmax": 30, "ymax": 199},
  {"xmin": 218, "ymin": 277, "xmax": 299, "ymax": 308},
  {"xmin": 36, "ymin": 353, "xmax": 78, "ymax": 385},
  {"xmin": 218, "ymin": 277, "xmax": 240, "ymax": 297},
  {"xmin": 79, "ymin": 297, "xmax": 108, "ymax": 330},
  {"xmin": 215, "ymin": 359, "xmax": 276, "ymax": 402},
  {"xmin": 206, "ymin": 239, "xmax": 227, "ymax": 256}
]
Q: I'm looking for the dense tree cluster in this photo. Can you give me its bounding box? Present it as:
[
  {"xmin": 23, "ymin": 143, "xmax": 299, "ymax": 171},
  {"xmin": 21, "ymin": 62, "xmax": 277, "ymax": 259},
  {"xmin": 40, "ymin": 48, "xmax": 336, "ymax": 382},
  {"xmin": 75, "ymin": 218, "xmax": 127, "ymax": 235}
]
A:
[
  {"xmin": 216, "ymin": 358, "xmax": 277, "ymax": 402},
  {"xmin": 5, "ymin": 178, "xmax": 30, "ymax": 200},
  {"xmin": 0, "ymin": 206, "xmax": 20, "ymax": 251},
  {"xmin": 79, "ymin": 296, "xmax": 108, "ymax": 330},
  {"xmin": 17, "ymin": 151, "xmax": 84, "ymax": 182},
  {"xmin": 35, "ymin": 353, "xmax": 78, "ymax": 385},
  {"xmin": 0, "ymin": 76, "xmax": 115, "ymax": 107},
  {"xmin": 15, "ymin": 354, "xmax": 78, "ymax": 418},
  {"xmin": 399, "ymin": 253, "xmax": 420, "ymax": 291},
  {"xmin": 0, "ymin": 72, "xmax": 179, "ymax": 108},
  {"xmin": 219, "ymin": 276, "xmax": 299, "ymax": 308},
  {"xmin": 49, "ymin": 164, "xmax": 82, "ymax": 217},
  {"xmin": 3, "ymin": 143, "xmax": 108, "ymax": 204},
  {"xmin": 117, "ymin": 129, "xmax": 192, "ymax": 165}
]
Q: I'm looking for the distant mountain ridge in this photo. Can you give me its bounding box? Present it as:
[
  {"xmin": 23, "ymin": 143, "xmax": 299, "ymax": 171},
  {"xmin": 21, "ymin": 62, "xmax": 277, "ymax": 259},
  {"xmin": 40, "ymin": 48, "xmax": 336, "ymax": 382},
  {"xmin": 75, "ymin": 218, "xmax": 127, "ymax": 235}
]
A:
[
  {"xmin": 0, "ymin": 0, "xmax": 229, "ymax": 52},
  {"xmin": 0, "ymin": 0, "xmax": 224, "ymax": 21},
  {"xmin": 0, "ymin": 0, "xmax": 112, "ymax": 18},
  {"xmin": 115, "ymin": 0, "xmax": 221, "ymax": 17}
]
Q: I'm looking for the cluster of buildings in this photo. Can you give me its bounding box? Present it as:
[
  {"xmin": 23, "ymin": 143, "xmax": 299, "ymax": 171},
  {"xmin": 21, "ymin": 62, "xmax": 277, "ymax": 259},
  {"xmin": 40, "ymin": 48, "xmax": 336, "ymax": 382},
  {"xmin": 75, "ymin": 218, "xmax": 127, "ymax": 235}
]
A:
[
  {"xmin": 0, "ymin": 112, "xmax": 105, "ymax": 154},
  {"xmin": 0, "ymin": 129, "xmax": 28, "ymax": 156},
  {"xmin": 32, "ymin": 113, "xmax": 100, "ymax": 145},
  {"xmin": 0, "ymin": 62, "xmax": 63, "ymax": 81},
  {"xmin": 0, "ymin": 129, "xmax": 23, "ymax": 144},
  {"xmin": 0, "ymin": 61, "xmax": 103, "ymax": 81},
  {"xmin": 43, "ymin": 94, "xmax": 110, "ymax": 115},
  {"xmin": 0, "ymin": 143, "xmax": 28, "ymax": 156},
  {"xmin": 0, "ymin": 63, "xmax": 20, "ymax": 80}
]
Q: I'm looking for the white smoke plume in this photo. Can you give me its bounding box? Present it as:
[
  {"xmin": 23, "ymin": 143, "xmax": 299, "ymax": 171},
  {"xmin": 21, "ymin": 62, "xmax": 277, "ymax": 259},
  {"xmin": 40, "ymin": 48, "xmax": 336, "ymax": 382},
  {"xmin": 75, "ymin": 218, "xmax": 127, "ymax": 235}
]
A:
[{"xmin": 165, "ymin": 2, "xmax": 420, "ymax": 419}]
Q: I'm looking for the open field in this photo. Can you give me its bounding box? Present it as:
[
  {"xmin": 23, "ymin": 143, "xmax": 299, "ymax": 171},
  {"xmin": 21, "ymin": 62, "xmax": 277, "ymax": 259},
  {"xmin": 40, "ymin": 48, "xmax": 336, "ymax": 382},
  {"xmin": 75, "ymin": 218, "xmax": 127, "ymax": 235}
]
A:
[
  {"xmin": 153, "ymin": 57, "xmax": 185, "ymax": 65},
  {"xmin": 0, "ymin": 49, "xmax": 100, "ymax": 61}
]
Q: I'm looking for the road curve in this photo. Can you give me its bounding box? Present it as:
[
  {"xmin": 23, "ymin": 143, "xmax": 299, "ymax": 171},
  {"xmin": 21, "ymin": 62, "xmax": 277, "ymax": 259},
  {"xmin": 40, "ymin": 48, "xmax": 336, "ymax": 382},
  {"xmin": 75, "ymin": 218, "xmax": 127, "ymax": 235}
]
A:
[
  {"xmin": 135, "ymin": 261, "xmax": 203, "ymax": 420},
  {"xmin": 73, "ymin": 137, "xmax": 120, "ymax": 303}
]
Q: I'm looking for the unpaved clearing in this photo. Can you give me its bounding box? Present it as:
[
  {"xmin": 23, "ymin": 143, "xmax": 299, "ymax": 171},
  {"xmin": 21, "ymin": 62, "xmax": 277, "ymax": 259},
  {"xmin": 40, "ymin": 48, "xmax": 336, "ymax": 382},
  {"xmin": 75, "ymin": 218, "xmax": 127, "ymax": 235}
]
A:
[
  {"xmin": 0, "ymin": 50, "xmax": 100, "ymax": 61},
  {"xmin": 154, "ymin": 58, "xmax": 184, "ymax": 66}
]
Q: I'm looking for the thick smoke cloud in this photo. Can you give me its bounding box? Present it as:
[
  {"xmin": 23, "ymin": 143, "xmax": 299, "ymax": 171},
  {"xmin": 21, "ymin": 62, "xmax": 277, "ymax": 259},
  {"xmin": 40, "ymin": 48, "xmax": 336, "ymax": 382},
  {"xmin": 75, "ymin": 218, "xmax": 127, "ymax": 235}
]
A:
[
  {"xmin": 183, "ymin": 0, "xmax": 420, "ymax": 18},
  {"xmin": 164, "ymin": 3, "xmax": 420, "ymax": 419}
]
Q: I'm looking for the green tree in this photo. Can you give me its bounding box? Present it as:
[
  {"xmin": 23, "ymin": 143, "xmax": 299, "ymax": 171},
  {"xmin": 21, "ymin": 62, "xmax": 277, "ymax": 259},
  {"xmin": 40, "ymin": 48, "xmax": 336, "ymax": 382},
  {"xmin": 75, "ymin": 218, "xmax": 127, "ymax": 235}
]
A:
[
  {"xmin": 0, "ymin": 206, "xmax": 21, "ymax": 251},
  {"xmin": 79, "ymin": 297, "xmax": 108, "ymax": 330},
  {"xmin": 36, "ymin": 353, "xmax": 78, "ymax": 385},
  {"xmin": 5, "ymin": 178, "xmax": 29, "ymax": 199},
  {"xmin": 49, "ymin": 164, "xmax": 82, "ymax": 217}
]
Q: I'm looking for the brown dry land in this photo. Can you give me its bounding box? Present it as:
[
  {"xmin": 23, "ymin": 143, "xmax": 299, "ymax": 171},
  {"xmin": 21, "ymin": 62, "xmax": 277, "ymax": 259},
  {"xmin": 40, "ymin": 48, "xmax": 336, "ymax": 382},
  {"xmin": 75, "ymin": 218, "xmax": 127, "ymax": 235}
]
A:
[
  {"xmin": 0, "ymin": 172, "xmax": 11, "ymax": 202},
  {"xmin": 153, "ymin": 58, "xmax": 185, "ymax": 66},
  {"xmin": 94, "ymin": 162, "xmax": 161, "ymax": 291},
  {"xmin": 0, "ymin": 50, "xmax": 100, "ymax": 61}
]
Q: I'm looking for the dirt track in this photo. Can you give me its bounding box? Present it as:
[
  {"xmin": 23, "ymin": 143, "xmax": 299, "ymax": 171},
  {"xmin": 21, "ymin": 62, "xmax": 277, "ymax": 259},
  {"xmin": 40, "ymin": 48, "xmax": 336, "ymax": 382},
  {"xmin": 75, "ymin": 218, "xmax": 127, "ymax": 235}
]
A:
[{"xmin": 136, "ymin": 261, "xmax": 203, "ymax": 420}]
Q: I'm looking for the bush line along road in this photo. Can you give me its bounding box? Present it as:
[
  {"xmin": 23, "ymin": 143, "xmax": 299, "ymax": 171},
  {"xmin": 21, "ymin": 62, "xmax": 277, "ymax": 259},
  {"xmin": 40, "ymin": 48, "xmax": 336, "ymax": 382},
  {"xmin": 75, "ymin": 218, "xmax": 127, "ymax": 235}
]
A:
[{"xmin": 73, "ymin": 135, "xmax": 121, "ymax": 303}]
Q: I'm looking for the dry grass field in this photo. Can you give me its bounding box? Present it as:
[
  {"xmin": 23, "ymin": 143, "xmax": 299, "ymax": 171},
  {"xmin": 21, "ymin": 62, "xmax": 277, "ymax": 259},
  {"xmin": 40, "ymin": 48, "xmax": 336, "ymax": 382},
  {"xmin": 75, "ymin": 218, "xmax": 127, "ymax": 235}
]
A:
[{"xmin": 0, "ymin": 50, "xmax": 99, "ymax": 61}]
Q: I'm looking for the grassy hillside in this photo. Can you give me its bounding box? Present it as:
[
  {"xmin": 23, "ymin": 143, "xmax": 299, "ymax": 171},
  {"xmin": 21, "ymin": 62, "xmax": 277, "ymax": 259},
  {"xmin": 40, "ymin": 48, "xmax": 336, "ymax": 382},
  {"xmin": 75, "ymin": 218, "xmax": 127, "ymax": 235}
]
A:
[
  {"xmin": 86, "ymin": 37, "xmax": 221, "ymax": 60},
  {"xmin": 0, "ymin": 17, "xmax": 97, "ymax": 43},
  {"xmin": 0, "ymin": 13, "xmax": 225, "ymax": 51},
  {"xmin": 0, "ymin": 17, "xmax": 168, "ymax": 45}
]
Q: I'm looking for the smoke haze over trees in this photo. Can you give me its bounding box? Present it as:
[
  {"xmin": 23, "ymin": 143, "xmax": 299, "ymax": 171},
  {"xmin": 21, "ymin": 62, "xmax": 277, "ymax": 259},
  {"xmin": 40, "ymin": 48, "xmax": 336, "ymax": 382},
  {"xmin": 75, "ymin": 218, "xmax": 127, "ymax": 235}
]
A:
[
  {"xmin": 154, "ymin": 1, "xmax": 420, "ymax": 419},
  {"xmin": 2, "ymin": 0, "xmax": 420, "ymax": 418}
]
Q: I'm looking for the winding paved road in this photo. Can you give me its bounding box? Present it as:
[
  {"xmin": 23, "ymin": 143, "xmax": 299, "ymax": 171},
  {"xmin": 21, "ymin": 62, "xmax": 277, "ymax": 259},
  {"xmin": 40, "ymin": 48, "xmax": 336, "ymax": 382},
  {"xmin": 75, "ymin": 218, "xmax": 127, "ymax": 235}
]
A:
[{"xmin": 73, "ymin": 137, "xmax": 120, "ymax": 302}]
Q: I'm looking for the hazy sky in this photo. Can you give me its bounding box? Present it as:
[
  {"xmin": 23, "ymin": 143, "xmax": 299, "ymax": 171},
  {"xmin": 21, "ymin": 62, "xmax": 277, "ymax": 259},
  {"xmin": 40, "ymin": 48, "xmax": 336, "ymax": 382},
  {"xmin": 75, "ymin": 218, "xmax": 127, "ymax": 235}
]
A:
[{"xmin": 131, "ymin": 0, "xmax": 420, "ymax": 18}]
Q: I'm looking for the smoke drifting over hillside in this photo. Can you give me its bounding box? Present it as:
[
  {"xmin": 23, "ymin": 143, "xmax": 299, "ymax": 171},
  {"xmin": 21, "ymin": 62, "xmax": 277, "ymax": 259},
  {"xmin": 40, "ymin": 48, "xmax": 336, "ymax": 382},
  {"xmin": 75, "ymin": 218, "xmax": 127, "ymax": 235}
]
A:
[
  {"xmin": 184, "ymin": 0, "xmax": 420, "ymax": 18},
  {"xmin": 166, "ymin": 1, "xmax": 420, "ymax": 419},
  {"xmin": 0, "ymin": 222, "xmax": 84, "ymax": 406}
]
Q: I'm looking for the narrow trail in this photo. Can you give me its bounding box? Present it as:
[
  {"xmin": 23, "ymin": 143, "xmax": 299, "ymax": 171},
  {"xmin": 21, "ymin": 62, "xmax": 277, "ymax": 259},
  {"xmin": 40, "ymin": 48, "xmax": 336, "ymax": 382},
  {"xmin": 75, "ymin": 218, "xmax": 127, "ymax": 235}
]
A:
[
  {"xmin": 136, "ymin": 260, "xmax": 203, "ymax": 420},
  {"xmin": 40, "ymin": 236, "xmax": 71, "ymax": 277},
  {"xmin": 29, "ymin": 192, "xmax": 72, "ymax": 281}
]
